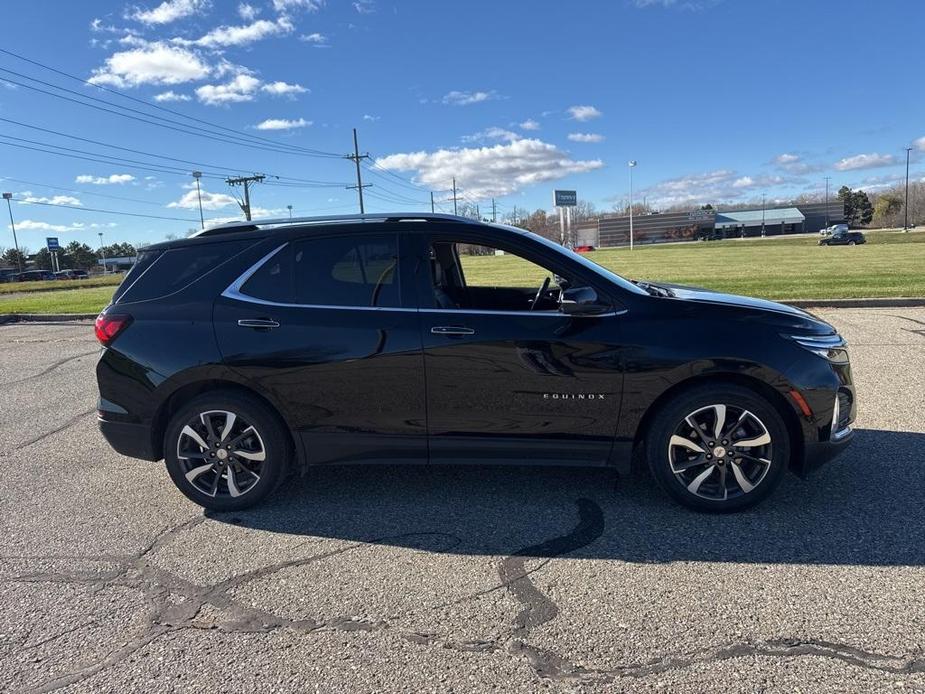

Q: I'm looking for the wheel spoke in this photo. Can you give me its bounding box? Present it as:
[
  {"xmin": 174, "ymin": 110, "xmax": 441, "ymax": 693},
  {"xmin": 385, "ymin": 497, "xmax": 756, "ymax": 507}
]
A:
[
  {"xmin": 712, "ymin": 404, "xmax": 727, "ymax": 441},
  {"xmin": 208, "ymin": 467, "xmax": 221, "ymax": 496},
  {"xmin": 687, "ymin": 465, "xmax": 715, "ymax": 495},
  {"xmin": 219, "ymin": 412, "xmax": 237, "ymax": 442},
  {"xmin": 227, "ymin": 425, "xmax": 256, "ymax": 449},
  {"xmin": 734, "ymin": 431, "xmax": 771, "ymax": 448},
  {"xmin": 178, "ymin": 451, "xmax": 210, "ymax": 461},
  {"xmin": 184, "ymin": 463, "xmax": 214, "ymax": 484},
  {"xmin": 234, "ymin": 464, "xmax": 260, "ymax": 482},
  {"xmin": 199, "ymin": 413, "xmax": 217, "ymax": 441},
  {"xmin": 234, "ymin": 448, "xmax": 266, "ymax": 462},
  {"xmin": 670, "ymin": 435, "xmax": 705, "ymax": 454},
  {"xmin": 731, "ymin": 461, "xmax": 755, "ymax": 493},
  {"xmin": 181, "ymin": 425, "xmax": 209, "ymax": 451},
  {"xmin": 736, "ymin": 451, "xmax": 771, "ymax": 466},
  {"xmin": 716, "ymin": 464, "xmax": 728, "ymax": 500},
  {"xmin": 227, "ymin": 466, "xmax": 242, "ymax": 497},
  {"xmin": 672, "ymin": 455, "xmax": 710, "ymax": 473}
]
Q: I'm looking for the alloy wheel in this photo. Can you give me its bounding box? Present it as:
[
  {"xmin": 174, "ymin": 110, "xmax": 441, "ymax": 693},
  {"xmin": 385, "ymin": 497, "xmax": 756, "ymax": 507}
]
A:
[
  {"xmin": 667, "ymin": 404, "xmax": 772, "ymax": 501},
  {"xmin": 176, "ymin": 410, "xmax": 266, "ymax": 498}
]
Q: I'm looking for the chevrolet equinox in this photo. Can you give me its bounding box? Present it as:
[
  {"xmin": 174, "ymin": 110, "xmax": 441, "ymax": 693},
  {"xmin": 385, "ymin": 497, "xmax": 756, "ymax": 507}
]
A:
[{"xmin": 95, "ymin": 213, "xmax": 855, "ymax": 512}]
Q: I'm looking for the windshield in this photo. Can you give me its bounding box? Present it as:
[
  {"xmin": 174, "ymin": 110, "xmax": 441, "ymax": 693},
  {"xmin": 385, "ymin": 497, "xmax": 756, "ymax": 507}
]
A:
[{"xmin": 489, "ymin": 224, "xmax": 649, "ymax": 296}]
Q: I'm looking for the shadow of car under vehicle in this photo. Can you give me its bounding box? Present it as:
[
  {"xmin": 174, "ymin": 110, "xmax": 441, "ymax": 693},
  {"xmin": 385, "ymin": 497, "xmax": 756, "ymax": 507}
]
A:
[{"xmin": 208, "ymin": 428, "xmax": 925, "ymax": 568}]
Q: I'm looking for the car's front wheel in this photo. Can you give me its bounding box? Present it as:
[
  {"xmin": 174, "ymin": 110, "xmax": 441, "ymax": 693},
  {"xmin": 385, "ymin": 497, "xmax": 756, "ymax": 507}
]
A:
[
  {"xmin": 164, "ymin": 391, "xmax": 290, "ymax": 511},
  {"xmin": 645, "ymin": 384, "xmax": 790, "ymax": 512}
]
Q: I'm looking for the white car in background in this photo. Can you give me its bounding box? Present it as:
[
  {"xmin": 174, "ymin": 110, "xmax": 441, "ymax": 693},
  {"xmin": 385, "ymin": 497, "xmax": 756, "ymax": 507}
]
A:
[{"xmin": 820, "ymin": 223, "xmax": 849, "ymax": 236}]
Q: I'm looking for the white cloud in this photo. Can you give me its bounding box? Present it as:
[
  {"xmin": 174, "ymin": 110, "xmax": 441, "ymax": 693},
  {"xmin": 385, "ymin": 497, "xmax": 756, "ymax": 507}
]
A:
[
  {"xmin": 271, "ymin": 0, "xmax": 323, "ymax": 11},
  {"xmin": 519, "ymin": 119, "xmax": 540, "ymax": 131},
  {"xmin": 442, "ymin": 90, "xmax": 498, "ymax": 106},
  {"xmin": 88, "ymin": 43, "xmax": 211, "ymax": 87},
  {"xmin": 168, "ymin": 189, "xmax": 238, "ymax": 210},
  {"xmin": 353, "ymin": 0, "xmax": 375, "ymax": 13},
  {"xmin": 376, "ymin": 138, "xmax": 603, "ymax": 199},
  {"xmin": 833, "ymin": 153, "xmax": 897, "ymax": 171},
  {"xmin": 254, "ymin": 117, "xmax": 311, "ymax": 130},
  {"xmin": 773, "ymin": 153, "xmax": 800, "ymax": 165},
  {"xmin": 261, "ymin": 80, "xmax": 308, "ymax": 96},
  {"xmin": 195, "ymin": 74, "xmax": 261, "ymax": 105},
  {"xmin": 638, "ymin": 170, "xmax": 790, "ymax": 207},
  {"xmin": 567, "ymin": 132, "xmax": 605, "ymax": 143},
  {"xmin": 183, "ymin": 17, "xmax": 293, "ymax": 48},
  {"xmin": 362, "ymin": 114, "xmax": 379, "ymax": 121},
  {"xmin": 132, "ymin": 0, "xmax": 208, "ymax": 25},
  {"xmin": 567, "ymin": 105, "xmax": 602, "ymax": 121},
  {"xmin": 13, "ymin": 220, "xmax": 87, "ymax": 232},
  {"xmin": 299, "ymin": 32, "xmax": 328, "ymax": 44},
  {"xmin": 75, "ymin": 174, "xmax": 136, "ymax": 185},
  {"xmin": 238, "ymin": 2, "xmax": 259, "ymax": 19},
  {"xmin": 153, "ymin": 90, "xmax": 191, "ymax": 102},
  {"xmin": 461, "ymin": 127, "xmax": 520, "ymax": 144},
  {"xmin": 20, "ymin": 194, "xmax": 82, "ymax": 206},
  {"xmin": 914, "ymin": 136, "xmax": 925, "ymax": 152},
  {"xmin": 732, "ymin": 176, "xmax": 754, "ymax": 188}
]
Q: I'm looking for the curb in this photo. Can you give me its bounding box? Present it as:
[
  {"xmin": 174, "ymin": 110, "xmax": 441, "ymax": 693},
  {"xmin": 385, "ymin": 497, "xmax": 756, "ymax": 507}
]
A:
[{"xmin": 0, "ymin": 313, "xmax": 97, "ymax": 324}]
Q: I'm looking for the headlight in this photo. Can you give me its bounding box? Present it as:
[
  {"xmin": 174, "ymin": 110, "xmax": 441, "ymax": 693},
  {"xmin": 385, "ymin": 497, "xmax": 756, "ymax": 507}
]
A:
[{"xmin": 785, "ymin": 334, "xmax": 849, "ymax": 363}]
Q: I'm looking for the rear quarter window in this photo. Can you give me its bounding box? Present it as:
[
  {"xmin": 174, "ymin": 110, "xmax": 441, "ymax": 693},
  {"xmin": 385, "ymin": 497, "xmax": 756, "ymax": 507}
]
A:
[{"xmin": 115, "ymin": 240, "xmax": 251, "ymax": 304}]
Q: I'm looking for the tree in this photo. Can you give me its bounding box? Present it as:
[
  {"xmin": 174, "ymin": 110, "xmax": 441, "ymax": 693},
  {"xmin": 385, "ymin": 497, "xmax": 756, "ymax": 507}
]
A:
[
  {"xmin": 837, "ymin": 186, "xmax": 873, "ymax": 227},
  {"xmin": 63, "ymin": 241, "xmax": 98, "ymax": 270},
  {"xmin": 873, "ymin": 194, "xmax": 903, "ymax": 226},
  {"xmin": 33, "ymin": 247, "xmax": 55, "ymax": 271},
  {"xmin": 2, "ymin": 247, "xmax": 27, "ymax": 270}
]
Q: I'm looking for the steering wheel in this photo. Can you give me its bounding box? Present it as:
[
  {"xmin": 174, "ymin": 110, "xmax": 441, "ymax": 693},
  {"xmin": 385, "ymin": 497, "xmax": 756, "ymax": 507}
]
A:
[{"xmin": 529, "ymin": 276, "xmax": 551, "ymax": 311}]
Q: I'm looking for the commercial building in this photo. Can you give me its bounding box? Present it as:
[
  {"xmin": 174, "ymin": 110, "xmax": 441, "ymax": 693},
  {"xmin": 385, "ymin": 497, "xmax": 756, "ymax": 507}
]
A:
[{"xmin": 575, "ymin": 200, "xmax": 845, "ymax": 248}]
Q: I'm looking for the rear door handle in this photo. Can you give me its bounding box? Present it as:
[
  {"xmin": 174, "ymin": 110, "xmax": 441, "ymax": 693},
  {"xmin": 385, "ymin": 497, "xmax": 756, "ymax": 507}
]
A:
[
  {"xmin": 430, "ymin": 326, "xmax": 475, "ymax": 336},
  {"xmin": 237, "ymin": 318, "xmax": 280, "ymax": 329}
]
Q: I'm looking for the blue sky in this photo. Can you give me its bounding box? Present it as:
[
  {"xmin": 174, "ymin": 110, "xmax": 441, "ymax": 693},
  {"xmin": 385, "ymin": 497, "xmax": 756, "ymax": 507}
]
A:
[{"xmin": 1, "ymin": 0, "xmax": 923, "ymax": 248}]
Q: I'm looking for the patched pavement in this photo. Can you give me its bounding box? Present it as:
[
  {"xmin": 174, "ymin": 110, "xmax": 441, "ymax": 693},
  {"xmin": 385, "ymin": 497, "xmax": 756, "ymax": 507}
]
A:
[{"xmin": 1, "ymin": 309, "xmax": 923, "ymax": 692}]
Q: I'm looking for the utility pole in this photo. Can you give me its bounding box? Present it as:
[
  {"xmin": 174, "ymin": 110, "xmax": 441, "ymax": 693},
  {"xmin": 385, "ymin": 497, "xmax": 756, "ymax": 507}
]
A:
[
  {"xmin": 430, "ymin": 191, "xmax": 435, "ymax": 213},
  {"xmin": 824, "ymin": 176, "xmax": 831, "ymax": 228},
  {"xmin": 451, "ymin": 177, "xmax": 458, "ymax": 215},
  {"xmin": 98, "ymin": 231, "xmax": 106, "ymax": 274},
  {"xmin": 345, "ymin": 128, "xmax": 371, "ymax": 214},
  {"xmin": 226, "ymin": 174, "xmax": 265, "ymax": 221},
  {"xmin": 476, "ymin": 204, "xmax": 480, "ymax": 221},
  {"xmin": 287, "ymin": 204, "xmax": 293, "ymax": 221},
  {"xmin": 2, "ymin": 193, "xmax": 22, "ymax": 273},
  {"xmin": 628, "ymin": 160, "xmax": 637, "ymax": 250},
  {"xmin": 761, "ymin": 193, "xmax": 766, "ymax": 237},
  {"xmin": 192, "ymin": 171, "xmax": 204, "ymax": 229},
  {"xmin": 904, "ymin": 147, "xmax": 912, "ymax": 231},
  {"xmin": 491, "ymin": 198, "xmax": 497, "ymax": 223}
]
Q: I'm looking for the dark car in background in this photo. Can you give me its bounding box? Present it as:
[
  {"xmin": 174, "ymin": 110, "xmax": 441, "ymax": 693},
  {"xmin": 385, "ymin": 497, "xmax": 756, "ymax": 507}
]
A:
[
  {"xmin": 95, "ymin": 213, "xmax": 856, "ymax": 513},
  {"xmin": 55, "ymin": 269, "xmax": 90, "ymax": 280},
  {"xmin": 13, "ymin": 269, "xmax": 56, "ymax": 282},
  {"xmin": 819, "ymin": 230, "xmax": 866, "ymax": 246}
]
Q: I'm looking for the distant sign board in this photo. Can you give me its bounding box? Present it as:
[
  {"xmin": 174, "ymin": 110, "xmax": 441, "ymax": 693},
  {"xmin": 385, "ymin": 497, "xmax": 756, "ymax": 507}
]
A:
[
  {"xmin": 687, "ymin": 209, "xmax": 715, "ymax": 221},
  {"xmin": 554, "ymin": 190, "xmax": 578, "ymax": 207},
  {"xmin": 46, "ymin": 237, "xmax": 60, "ymax": 252}
]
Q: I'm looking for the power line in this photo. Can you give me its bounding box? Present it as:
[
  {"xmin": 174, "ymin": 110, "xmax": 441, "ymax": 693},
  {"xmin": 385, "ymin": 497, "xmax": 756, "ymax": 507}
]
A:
[
  {"xmin": 0, "ymin": 48, "xmax": 343, "ymax": 158},
  {"xmin": 0, "ymin": 175, "xmax": 173, "ymax": 207},
  {"xmin": 10, "ymin": 196, "xmax": 200, "ymax": 223}
]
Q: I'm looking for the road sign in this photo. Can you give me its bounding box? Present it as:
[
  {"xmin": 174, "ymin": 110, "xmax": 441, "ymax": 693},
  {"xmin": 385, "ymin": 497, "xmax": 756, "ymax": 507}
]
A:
[
  {"xmin": 46, "ymin": 237, "xmax": 60, "ymax": 252},
  {"xmin": 554, "ymin": 190, "xmax": 577, "ymax": 207}
]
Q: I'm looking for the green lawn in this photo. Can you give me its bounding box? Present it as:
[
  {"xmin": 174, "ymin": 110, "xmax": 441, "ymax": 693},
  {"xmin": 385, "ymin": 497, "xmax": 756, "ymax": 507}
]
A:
[
  {"xmin": 1, "ymin": 229, "xmax": 923, "ymax": 314},
  {"xmin": 0, "ymin": 273, "xmax": 122, "ymax": 295}
]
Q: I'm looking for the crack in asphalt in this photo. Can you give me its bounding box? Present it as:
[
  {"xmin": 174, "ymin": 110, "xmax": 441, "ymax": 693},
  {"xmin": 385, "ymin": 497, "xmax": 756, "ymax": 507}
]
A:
[
  {"xmin": 5, "ymin": 499, "xmax": 925, "ymax": 691},
  {"xmin": 1, "ymin": 407, "xmax": 97, "ymax": 457},
  {"xmin": 1, "ymin": 350, "xmax": 99, "ymax": 387}
]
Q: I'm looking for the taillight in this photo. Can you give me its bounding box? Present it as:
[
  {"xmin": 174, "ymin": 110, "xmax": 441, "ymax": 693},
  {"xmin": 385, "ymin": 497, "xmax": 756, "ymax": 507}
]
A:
[{"xmin": 95, "ymin": 313, "xmax": 132, "ymax": 346}]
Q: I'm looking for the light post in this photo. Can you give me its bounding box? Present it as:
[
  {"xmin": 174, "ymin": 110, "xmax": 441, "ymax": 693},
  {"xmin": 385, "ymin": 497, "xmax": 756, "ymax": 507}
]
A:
[
  {"xmin": 904, "ymin": 147, "xmax": 912, "ymax": 231},
  {"xmin": 761, "ymin": 193, "xmax": 766, "ymax": 237},
  {"xmin": 98, "ymin": 231, "xmax": 106, "ymax": 274},
  {"xmin": 824, "ymin": 176, "xmax": 831, "ymax": 228},
  {"xmin": 2, "ymin": 192, "xmax": 23, "ymax": 273},
  {"xmin": 628, "ymin": 160, "xmax": 637, "ymax": 250},
  {"xmin": 192, "ymin": 171, "xmax": 204, "ymax": 230},
  {"xmin": 287, "ymin": 204, "xmax": 293, "ymax": 220}
]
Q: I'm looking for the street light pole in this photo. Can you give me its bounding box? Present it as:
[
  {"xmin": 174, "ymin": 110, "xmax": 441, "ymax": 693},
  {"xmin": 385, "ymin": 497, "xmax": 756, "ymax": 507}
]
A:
[
  {"xmin": 628, "ymin": 160, "xmax": 637, "ymax": 250},
  {"xmin": 761, "ymin": 193, "xmax": 766, "ymax": 237},
  {"xmin": 2, "ymin": 192, "xmax": 23, "ymax": 273},
  {"xmin": 824, "ymin": 176, "xmax": 831, "ymax": 228},
  {"xmin": 287, "ymin": 204, "xmax": 293, "ymax": 221},
  {"xmin": 904, "ymin": 147, "xmax": 912, "ymax": 231},
  {"xmin": 192, "ymin": 171, "xmax": 204, "ymax": 229},
  {"xmin": 98, "ymin": 231, "xmax": 106, "ymax": 274}
]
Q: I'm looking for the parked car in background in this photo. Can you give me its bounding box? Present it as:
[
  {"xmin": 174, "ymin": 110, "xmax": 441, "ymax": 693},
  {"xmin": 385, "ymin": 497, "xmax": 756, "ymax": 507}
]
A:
[
  {"xmin": 819, "ymin": 230, "xmax": 866, "ymax": 246},
  {"xmin": 820, "ymin": 224, "xmax": 849, "ymax": 236},
  {"xmin": 13, "ymin": 270, "xmax": 56, "ymax": 281},
  {"xmin": 55, "ymin": 269, "xmax": 90, "ymax": 280}
]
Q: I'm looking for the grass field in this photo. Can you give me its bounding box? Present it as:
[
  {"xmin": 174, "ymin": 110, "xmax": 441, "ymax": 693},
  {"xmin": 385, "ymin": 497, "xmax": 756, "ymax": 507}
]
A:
[{"xmin": 1, "ymin": 229, "xmax": 923, "ymax": 314}]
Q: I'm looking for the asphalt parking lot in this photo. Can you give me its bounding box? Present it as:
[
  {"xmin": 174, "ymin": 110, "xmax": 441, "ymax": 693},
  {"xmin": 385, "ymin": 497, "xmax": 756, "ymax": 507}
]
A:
[{"xmin": 1, "ymin": 308, "xmax": 924, "ymax": 693}]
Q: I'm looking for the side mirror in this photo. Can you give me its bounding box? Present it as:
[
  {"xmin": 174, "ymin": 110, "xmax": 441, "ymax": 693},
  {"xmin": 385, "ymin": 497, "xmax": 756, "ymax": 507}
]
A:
[{"xmin": 559, "ymin": 286, "xmax": 610, "ymax": 316}]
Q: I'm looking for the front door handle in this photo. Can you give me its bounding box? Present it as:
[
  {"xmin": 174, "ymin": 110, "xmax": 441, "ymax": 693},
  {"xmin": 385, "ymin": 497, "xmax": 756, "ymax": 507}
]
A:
[
  {"xmin": 431, "ymin": 325, "xmax": 475, "ymax": 336},
  {"xmin": 237, "ymin": 318, "xmax": 280, "ymax": 329}
]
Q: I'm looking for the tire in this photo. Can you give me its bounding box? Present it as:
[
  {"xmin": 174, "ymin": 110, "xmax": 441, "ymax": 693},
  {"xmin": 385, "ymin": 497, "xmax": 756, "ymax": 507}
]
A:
[
  {"xmin": 848, "ymin": 241, "xmax": 856, "ymax": 246},
  {"xmin": 644, "ymin": 384, "xmax": 790, "ymax": 512},
  {"xmin": 164, "ymin": 390, "xmax": 290, "ymax": 511}
]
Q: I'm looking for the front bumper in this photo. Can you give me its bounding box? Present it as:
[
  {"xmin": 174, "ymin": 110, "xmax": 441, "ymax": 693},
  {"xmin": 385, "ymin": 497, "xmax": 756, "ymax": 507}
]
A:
[
  {"xmin": 98, "ymin": 417, "xmax": 159, "ymax": 461},
  {"xmin": 803, "ymin": 425, "xmax": 854, "ymax": 472}
]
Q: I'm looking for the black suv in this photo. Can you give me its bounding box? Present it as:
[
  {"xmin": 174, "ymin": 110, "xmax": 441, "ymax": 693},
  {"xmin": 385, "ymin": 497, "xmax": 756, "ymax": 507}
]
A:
[
  {"xmin": 96, "ymin": 213, "xmax": 855, "ymax": 512},
  {"xmin": 819, "ymin": 230, "xmax": 866, "ymax": 246}
]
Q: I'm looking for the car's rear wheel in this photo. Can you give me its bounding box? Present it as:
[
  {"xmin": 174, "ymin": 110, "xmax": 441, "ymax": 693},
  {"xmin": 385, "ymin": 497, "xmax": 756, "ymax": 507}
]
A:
[
  {"xmin": 645, "ymin": 384, "xmax": 789, "ymax": 512},
  {"xmin": 848, "ymin": 240, "xmax": 856, "ymax": 246},
  {"xmin": 164, "ymin": 391, "xmax": 290, "ymax": 511}
]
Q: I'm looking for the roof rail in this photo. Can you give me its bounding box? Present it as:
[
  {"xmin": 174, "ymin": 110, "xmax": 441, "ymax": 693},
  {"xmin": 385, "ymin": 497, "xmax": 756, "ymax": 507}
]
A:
[{"xmin": 192, "ymin": 212, "xmax": 477, "ymax": 237}]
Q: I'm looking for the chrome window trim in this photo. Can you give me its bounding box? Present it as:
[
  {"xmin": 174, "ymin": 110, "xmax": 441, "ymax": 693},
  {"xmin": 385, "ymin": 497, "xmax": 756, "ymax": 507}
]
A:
[{"xmin": 222, "ymin": 241, "xmax": 626, "ymax": 317}]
